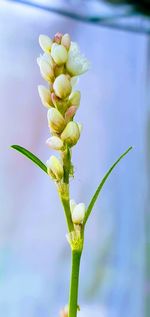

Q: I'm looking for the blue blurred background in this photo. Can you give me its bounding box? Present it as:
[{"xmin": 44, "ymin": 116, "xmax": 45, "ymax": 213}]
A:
[{"xmin": 0, "ymin": 0, "xmax": 149, "ymax": 316}]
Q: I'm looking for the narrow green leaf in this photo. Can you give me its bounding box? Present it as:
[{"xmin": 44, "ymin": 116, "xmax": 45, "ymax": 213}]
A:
[
  {"xmin": 11, "ymin": 145, "xmax": 48, "ymax": 174},
  {"xmin": 84, "ymin": 146, "xmax": 133, "ymax": 225}
]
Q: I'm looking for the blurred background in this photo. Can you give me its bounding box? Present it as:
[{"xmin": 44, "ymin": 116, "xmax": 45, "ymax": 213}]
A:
[{"xmin": 0, "ymin": 0, "xmax": 150, "ymax": 316}]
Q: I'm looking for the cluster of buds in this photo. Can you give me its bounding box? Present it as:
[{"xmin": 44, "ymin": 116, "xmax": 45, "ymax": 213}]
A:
[{"xmin": 37, "ymin": 32, "xmax": 89, "ymax": 182}]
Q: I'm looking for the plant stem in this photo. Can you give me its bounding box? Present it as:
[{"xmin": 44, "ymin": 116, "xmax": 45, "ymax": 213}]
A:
[
  {"xmin": 60, "ymin": 146, "xmax": 83, "ymax": 316},
  {"xmin": 68, "ymin": 250, "xmax": 82, "ymax": 317},
  {"xmin": 61, "ymin": 196, "xmax": 74, "ymax": 232},
  {"xmin": 58, "ymin": 147, "xmax": 74, "ymax": 232}
]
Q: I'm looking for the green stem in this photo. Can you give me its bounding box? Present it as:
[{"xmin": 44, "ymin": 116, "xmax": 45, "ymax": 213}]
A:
[
  {"xmin": 59, "ymin": 146, "xmax": 82, "ymax": 316},
  {"xmin": 58, "ymin": 146, "xmax": 74, "ymax": 232},
  {"xmin": 62, "ymin": 146, "xmax": 71, "ymax": 184},
  {"xmin": 61, "ymin": 196, "xmax": 74, "ymax": 232},
  {"xmin": 69, "ymin": 250, "xmax": 82, "ymax": 317}
]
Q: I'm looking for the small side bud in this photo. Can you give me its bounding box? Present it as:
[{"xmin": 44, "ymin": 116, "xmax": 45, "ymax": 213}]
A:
[
  {"xmin": 47, "ymin": 108, "xmax": 66, "ymax": 133},
  {"xmin": 61, "ymin": 121, "xmax": 80, "ymax": 147},
  {"xmin": 51, "ymin": 92, "xmax": 60, "ymax": 108},
  {"xmin": 54, "ymin": 32, "xmax": 63, "ymax": 44},
  {"xmin": 38, "ymin": 85, "xmax": 53, "ymax": 108},
  {"xmin": 65, "ymin": 106, "xmax": 77, "ymax": 122},
  {"xmin": 72, "ymin": 203, "xmax": 86, "ymax": 224},
  {"xmin": 39, "ymin": 34, "xmax": 52, "ymax": 53},
  {"xmin": 46, "ymin": 136, "xmax": 63, "ymax": 150},
  {"xmin": 51, "ymin": 43, "xmax": 68, "ymax": 66},
  {"xmin": 46, "ymin": 155, "xmax": 63, "ymax": 181},
  {"xmin": 61, "ymin": 33, "xmax": 71, "ymax": 50},
  {"xmin": 53, "ymin": 74, "xmax": 72, "ymax": 99},
  {"xmin": 69, "ymin": 91, "xmax": 81, "ymax": 107},
  {"xmin": 51, "ymin": 93, "xmax": 70, "ymax": 114}
]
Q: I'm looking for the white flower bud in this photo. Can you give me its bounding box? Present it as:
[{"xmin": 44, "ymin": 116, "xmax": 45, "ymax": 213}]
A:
[
  {"xmin": 53, "ymin": 74, "xmax": 72, "ymax": 99},
  {"xmin": 47, "ymin": 108, "xmax": 66, "ymax": 133},
  {"xmin": 72, "ymin": 203, "xmax": 86, "ymax": 224},
  {"xmin": 37, "ymin": 57, "xmax": 54, "ymax": 82},
  {"xmin": 46, "ymin": 136, "xmax": 63, "ymax": 150},
  {"xmin": 51, "ymin": 43, "xmax": 68, "ymax": 65},
  {"xmin": 61, "ymin": 121, "xmax": 80, "ymax": 147},
  {"xmin": 69, "ymin": 91, "xmax": 81, "ymax": 107},
  {"xmin": 70, "ymin": 199, "xmax": 77, "ymax": 213},
  {"xmin": 46, "ymin": 155, "xmax": 63, "ymax": 181},
  {"xmin": 61, "ymin": 33, "xmax": 71, "ymax": 50},
  {"xmin": 66, "ymin": 42, "xmax": 89, "ymax": 76},
  {"xmin": 38, "ymin": 85, "xmax": 53, "ymax": 108},
  {"xmin": 39, "ymin": 34, "xmax": 52, "ymax": 53}
]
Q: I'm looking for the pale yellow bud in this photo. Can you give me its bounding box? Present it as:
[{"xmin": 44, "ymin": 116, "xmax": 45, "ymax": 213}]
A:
[
  {"xmin": 69, "ymin": 91, "xmax": 81, "ymax": 107},
  {"xmin": 70, "ymin": 199, "xmax": 77, "ymax": 213},
  {"xmin": 46, "ymin": 136, "xmax": 63, "ymax": 150},
  {"xmin": 72, "ymin": 203, "xmax": 86, "ymax": 224},
  {"xmin": 61, "ymin": 121, "xmax": 80, "ymax": 147},
  {"xmin": 47, "ymin": 108, "xmax": 66, "ymax": 133},
  {"xmin": 38, "ymin": 85, "xmax": 53, "ymax": 108},
  {"xmin": 37, "ymin": 57, "xmax": 54, "ymax": 82},
  {"xmin": 46, "ymin": 155, "xmax": 63, "ymax": 181},
  {"xmin": 61, "ymin": 33, "xmax": 71, "ymax": 50},
  {"xmin": 51, "ymin": 43, "xmax": 68, "ymax": 65},
  {"xmin": 53, "ymin": 74, "xmax": 72, "ymax": 99},
  {"xmin": 39, "ymin": 34, "xmax": 52, "ymax": 53}
]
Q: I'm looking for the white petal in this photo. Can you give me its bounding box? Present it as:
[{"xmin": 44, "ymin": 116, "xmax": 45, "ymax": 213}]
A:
[
  {"xmin": 66, "ymin": 42, "xmax": 89, "ymax": 76},
  {"xmin": 39, "ymin": 34, "xmax": 52, "ymax": 53}
]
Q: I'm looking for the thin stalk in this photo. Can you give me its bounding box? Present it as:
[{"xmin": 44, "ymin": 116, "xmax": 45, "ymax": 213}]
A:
[
  {"xmin": 59, "ymin": 147, "xmax": 74, "ymax": 232},
  {"xmin": 68, "ymin": 250, "xmax": 82, "ymax": 317},
  {"xmin": 61, "ymin": 196, "xmax": 74, "ymax": 232},
  {"xmin": 59, "ymin": 146, "xmax": 82, "ymax": 316}
]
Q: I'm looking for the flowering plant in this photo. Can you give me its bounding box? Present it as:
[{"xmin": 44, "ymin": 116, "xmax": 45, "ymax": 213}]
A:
[{"xmin": 11, "ymin": 32, "xmax": 132, "ymax": 317}]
